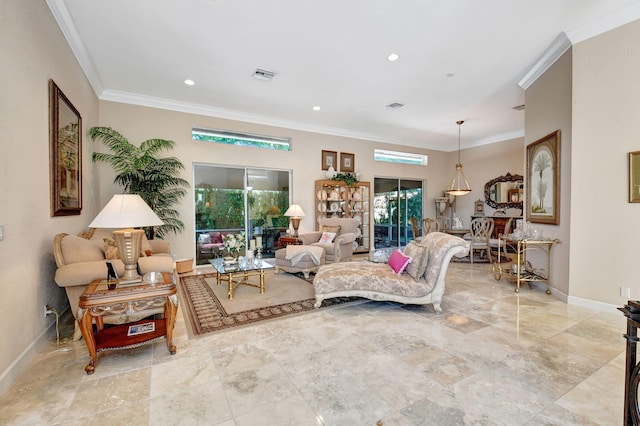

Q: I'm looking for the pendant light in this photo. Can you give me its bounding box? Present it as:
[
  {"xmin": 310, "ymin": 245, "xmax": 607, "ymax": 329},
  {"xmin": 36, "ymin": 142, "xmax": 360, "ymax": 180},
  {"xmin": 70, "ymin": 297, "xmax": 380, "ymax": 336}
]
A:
[{"xmin": 445, "ymin": 120, "xmax": 472, "ymax": 196}]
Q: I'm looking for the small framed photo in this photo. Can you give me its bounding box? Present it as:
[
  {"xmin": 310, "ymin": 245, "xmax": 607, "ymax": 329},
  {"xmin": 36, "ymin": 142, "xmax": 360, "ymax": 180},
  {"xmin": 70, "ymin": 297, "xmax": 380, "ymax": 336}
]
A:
[
  {"xmin": 629, "ymin": 151, "xmax": 640, "ymax": 202},
  {"xmin": 340, "ymin": 152, "xmax": 355, "ymax": 173},
  {"xmin": 321, "ymin": 150, "xmax": 337, "ymax": 170}
]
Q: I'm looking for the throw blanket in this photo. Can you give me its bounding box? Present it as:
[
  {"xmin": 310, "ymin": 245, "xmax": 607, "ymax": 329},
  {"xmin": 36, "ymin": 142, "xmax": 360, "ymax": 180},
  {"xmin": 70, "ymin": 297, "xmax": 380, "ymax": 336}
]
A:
[{"xmin": 285, "ymin": 245, "xmax": 324, "ymax": 266}]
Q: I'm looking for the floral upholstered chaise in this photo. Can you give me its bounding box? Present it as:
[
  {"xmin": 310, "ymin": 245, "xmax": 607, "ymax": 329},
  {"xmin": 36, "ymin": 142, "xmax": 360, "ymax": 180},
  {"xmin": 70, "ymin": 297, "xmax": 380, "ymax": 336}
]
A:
[{"xmin": 312, "ymin": 232, "xmax": 469, "ymax": 313}]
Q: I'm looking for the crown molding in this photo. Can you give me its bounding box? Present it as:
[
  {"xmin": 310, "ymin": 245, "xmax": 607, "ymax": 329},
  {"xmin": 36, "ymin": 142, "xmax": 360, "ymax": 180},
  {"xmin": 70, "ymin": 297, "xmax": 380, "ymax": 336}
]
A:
[
  {"xmin": 465, "ymin": 130, "xmax": 525, "ymax": 150},
  {"xmin": 100, "ymin": 89, "xmax": 452, "ymax": 149},
  {"xmin": 519, "ymin": 4, "xmax": 640, "ymax": 90},
  {"xmin": 517, "ymin": 32, "xmax": 571, "ymax": 90},
  {"xmin": 566, "ymin": 4, "xmax": 640, "ymax": 45},
  {"xmin": 46, "ymin": 0, "xmax": 104, "ymax": 95}
]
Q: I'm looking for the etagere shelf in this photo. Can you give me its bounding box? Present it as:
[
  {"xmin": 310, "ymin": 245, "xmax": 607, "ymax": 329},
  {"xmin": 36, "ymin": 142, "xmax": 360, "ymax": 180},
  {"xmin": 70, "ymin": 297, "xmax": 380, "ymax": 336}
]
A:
[{"xmin": 314, "ymin": 179, "xmax": 370, "ymax": 253}]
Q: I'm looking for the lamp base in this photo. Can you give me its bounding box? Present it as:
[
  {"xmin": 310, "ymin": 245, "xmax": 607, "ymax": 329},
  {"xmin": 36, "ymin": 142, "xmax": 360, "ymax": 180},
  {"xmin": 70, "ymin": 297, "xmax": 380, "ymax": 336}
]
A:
[
  {"xmin": 290, "ymin": 218, "xmax": 301, "ymax": 237},
  {"xmin": 112, "ymin": 228, "xmax": 144, "ymax": 283}
]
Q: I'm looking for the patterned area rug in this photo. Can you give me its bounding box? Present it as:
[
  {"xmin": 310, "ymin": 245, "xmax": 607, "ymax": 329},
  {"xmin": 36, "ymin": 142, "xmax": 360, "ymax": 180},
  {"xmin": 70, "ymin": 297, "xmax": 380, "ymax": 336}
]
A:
[{"xmin": 178, "ymin": 272, "xmax": 360, "ymax": 337}]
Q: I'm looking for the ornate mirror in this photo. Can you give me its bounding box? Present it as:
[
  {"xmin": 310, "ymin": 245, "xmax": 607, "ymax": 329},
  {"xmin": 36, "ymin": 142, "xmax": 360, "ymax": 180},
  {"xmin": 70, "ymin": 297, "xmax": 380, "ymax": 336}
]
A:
[{"xmin": 484, "ymin": 173, "xmax": 523, "ymax": 209}]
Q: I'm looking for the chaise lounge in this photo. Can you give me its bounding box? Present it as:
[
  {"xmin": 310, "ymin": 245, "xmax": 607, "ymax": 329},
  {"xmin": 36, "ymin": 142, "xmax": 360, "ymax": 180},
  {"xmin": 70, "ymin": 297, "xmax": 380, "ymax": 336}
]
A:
[{"xmin": 312, "ymin": 232, "xmax": 469, "ymax": 313}]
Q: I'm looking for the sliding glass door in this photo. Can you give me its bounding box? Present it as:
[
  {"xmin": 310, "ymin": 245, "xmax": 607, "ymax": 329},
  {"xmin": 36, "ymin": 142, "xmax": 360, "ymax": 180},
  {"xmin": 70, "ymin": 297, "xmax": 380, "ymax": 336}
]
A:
[
  {"xmin": 373, "ymin": 178, "xmax": 423, "ymax": 248},
  {"xmin": 194, "ymin": 165, "xmax": 290, "ymax": 264}
]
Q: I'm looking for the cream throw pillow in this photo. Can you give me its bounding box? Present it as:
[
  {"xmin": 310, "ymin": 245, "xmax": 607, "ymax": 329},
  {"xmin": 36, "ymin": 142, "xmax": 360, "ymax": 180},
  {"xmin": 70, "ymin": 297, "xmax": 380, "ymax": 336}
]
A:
[{"xmin": 403, "ymin": 241, "xmax": 429, "ymax": 281}]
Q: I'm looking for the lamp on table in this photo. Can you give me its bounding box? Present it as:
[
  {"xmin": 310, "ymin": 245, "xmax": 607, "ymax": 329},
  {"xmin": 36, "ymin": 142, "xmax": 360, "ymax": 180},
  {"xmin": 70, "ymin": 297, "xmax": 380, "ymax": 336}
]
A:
[
  {"xmin": 89, "ymin": 194, "xmax": 164, "ymax": 283},
  {"xmin": 284, "ymin": 204, "xmax": 305, "ymax": 237}
]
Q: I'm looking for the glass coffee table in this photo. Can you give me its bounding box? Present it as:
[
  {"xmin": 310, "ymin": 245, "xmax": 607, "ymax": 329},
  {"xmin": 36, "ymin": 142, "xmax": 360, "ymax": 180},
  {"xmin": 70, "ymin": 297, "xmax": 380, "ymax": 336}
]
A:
[{"xmin": 209, "ymin": 258, "xmax": 274, "ymax": 300}]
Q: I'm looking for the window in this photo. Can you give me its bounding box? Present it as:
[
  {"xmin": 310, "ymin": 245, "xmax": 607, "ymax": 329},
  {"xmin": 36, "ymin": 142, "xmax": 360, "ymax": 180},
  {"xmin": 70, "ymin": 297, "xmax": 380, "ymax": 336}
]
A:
[
  {"xmin": 194, "ymin": 165, "xmax": 291, "ymax": 264},
  {"xmin": 192, "ymin": 127, "xmax": 291, "ymax": 151},
  {"xmin": 374, "ymin": 178, "xmax": 423, "ymax": 248},
  {"xmin": 374, "ymin": 149, "xmax": 427, "ymax": 165}
]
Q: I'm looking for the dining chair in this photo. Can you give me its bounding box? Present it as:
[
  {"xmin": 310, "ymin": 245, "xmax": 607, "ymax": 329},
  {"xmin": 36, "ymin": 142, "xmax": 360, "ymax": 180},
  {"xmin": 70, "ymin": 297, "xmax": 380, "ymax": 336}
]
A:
[
  {"xmin": 489, "ymin": 216, "xmax": 513, "ymax": 259},
  {"xmin": 422, "ymin": 218, "xmax": 441, "ymax": 235},
  {"xmin": 409, "ymin": 217, "xmax": 420, "ymax": 240},
  {"xmin": 469, "ymin": 217, "xmax": 494, "ymax": 264}
]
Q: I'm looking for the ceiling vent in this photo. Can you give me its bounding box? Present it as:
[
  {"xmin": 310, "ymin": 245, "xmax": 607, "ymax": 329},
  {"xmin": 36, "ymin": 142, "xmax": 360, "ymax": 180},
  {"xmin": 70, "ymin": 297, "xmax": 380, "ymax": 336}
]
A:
[
  {"xmin": 252, "ymin": 68, "xmax": 277, "ymax": 81},
  {"xmin": 385, "ymin": 102, "xmax": 405, "ymax": 110},
  {"xmin": 513, "ymin": 104, "xmax": 525, "ymax": 111}
]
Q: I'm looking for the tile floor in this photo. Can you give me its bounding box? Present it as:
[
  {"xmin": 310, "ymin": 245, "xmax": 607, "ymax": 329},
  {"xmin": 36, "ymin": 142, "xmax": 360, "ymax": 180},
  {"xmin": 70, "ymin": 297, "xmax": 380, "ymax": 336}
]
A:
[{"xmin": 0, "ymin": 261, "xmax": 627, "ymax": 425}]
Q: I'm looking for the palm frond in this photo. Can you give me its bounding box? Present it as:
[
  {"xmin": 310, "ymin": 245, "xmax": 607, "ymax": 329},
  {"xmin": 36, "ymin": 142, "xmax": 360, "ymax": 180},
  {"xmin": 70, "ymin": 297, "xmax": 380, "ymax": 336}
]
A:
[{"xmin": 90, "ymin": 126, "xmax": 190, "ymax": 238}]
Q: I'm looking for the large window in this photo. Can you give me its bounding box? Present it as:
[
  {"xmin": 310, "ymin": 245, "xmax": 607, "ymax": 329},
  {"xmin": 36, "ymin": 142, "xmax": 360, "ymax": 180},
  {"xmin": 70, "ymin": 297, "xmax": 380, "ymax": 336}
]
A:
[
  {"xmin": 194, "ymin": 165, "xmax": 290, "ymax": 264},
  {"xmin": 374, "ymin": 178, "xmax": 423, "ymax": 248}
]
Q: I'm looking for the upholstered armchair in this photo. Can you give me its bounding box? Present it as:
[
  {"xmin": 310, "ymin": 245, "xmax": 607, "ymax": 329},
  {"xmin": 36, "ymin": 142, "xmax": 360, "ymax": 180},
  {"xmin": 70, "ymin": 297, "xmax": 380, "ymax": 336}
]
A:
[{"xmin": 298, "ymin": 217, "xmax": 358, "ymax": 263}]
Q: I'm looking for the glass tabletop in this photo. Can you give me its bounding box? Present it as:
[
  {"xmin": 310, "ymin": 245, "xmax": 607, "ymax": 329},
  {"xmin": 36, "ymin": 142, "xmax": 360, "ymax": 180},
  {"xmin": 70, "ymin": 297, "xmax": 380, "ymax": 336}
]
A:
[{"xmin": 209, "ymin": 258, "xmax": 275, "ymax": 274}]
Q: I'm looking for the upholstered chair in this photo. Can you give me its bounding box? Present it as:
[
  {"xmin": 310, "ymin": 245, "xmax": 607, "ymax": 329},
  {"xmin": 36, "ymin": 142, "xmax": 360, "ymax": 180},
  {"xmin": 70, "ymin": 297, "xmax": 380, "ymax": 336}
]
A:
[{"xmin": 298, "ymin": 217, "xmax": 358, "ymax": 263}]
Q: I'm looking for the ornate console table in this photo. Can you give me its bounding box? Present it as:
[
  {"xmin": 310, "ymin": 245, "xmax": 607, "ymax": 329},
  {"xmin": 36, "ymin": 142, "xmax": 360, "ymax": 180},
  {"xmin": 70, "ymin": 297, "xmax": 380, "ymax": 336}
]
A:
[
  {"xmin": 77, "ymin": 272, "xmax": 178, "ymax": 374},
  {"xmin": 619, "ymin": 301, "xmax": 640, "ymax": 425}
]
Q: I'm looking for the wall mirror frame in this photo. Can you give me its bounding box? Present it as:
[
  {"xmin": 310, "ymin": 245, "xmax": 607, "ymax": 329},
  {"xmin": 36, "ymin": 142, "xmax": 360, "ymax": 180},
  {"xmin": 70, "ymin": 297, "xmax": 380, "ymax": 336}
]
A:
[{"xmin": 484, "ymin": 173, "xmax": 523, "ymax": 209}]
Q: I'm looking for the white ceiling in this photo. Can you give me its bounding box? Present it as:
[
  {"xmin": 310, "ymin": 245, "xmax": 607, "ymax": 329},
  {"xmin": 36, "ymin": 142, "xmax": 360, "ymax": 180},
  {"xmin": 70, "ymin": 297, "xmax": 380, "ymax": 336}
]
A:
[{"xmin": 49, "ymin": 0, "xmax": 640, "ymax": 151}]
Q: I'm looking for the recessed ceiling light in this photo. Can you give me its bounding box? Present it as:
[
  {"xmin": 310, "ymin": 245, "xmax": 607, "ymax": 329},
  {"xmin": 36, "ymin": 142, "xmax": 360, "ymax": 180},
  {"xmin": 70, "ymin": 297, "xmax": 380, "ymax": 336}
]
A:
[
  {"xmin": 313, "ymin": 106, "xmax": 321, "ymax": 111},
  {"xmin": 184, "ymin": 79, "xmax": 195, "ymax": 86},
  {"xmin": 387, "ymin": 53, "xmax": 400, "ymax": 62},
  {"xmin": 513, "ymin": 104, "xmax": 525, "ymax": 111}
]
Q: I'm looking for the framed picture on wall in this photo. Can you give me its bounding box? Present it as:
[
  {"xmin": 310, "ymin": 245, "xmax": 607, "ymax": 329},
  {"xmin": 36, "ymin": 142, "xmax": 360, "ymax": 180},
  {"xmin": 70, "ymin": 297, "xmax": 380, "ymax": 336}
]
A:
[
  {"xmin": 321, "ymin": 150, "xmax": 337, "ymax": 171},
  {"xmin": 49, "ymin": 79, "xmax": 82, "ymax": 216},
  {"xmin": 629, "ymin": 151, "xmax": 640, "ymax": 202},
  {"xmin": 340, "ymin": 152, "xmax": 355, "ymax": 172},
  {"xmin": 526, "ymin": 130, "xmax": 560, "ymax": 224}
]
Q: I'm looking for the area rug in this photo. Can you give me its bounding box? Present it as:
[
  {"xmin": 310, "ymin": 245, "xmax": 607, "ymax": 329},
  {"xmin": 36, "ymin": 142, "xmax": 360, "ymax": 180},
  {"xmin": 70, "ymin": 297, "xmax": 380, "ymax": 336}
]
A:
[{"xmin": 178, "ymin": 271, "xmax": 360, "ymax": 337}]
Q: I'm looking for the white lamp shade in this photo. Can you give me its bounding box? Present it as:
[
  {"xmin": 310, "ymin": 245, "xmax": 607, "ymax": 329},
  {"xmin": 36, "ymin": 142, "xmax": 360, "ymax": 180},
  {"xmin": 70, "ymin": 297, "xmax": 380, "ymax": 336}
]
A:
[
  {"xmin": 89, "ymin": 194, "xmax": 164, "ymax": 228},
  {"xmin": 284, "ymin": 204, "xmax": 305, "ymax": 218}
]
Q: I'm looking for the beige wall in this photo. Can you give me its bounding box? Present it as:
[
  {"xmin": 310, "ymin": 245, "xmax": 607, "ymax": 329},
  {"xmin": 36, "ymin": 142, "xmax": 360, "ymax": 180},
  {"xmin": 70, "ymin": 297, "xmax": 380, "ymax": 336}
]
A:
[
  {"xmin": 0, "ymin": 0, "xmax": 99, "ymax": 391},
  {"xmin": 524, "ymin": 50, "xmax": 573, "ymax": 298},
  {"xmin": 454, "ymin": 139, "xmax": 524, "ymax": 223},
  {"xmin": 571, "ymin": 20, "xmax": 640, "ymax": 306},
  {"xmin": 97, "ymin": 101, "xmax": 456, "ymax": 260}
]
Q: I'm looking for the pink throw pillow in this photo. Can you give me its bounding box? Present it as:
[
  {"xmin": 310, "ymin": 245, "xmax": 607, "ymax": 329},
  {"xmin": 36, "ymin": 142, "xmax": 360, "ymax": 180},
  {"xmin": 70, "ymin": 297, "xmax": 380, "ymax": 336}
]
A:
[
  {"xmin": 318, "ymin": 232, "xmax": 336, "ymax": 243},
  {"xmin": 388, "ymin": 249, "xmax": 412, "ymax": 274}
]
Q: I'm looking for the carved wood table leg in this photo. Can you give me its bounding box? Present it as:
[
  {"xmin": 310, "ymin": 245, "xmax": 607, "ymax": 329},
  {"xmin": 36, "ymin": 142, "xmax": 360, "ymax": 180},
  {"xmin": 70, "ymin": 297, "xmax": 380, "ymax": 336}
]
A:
[
  {"xmin": 78, "ymin": 308, "xmax": 97, "ymax": 375},
  {"xmin": 165, "ymin": 295, "xmax": 178, "ymax": 355}
]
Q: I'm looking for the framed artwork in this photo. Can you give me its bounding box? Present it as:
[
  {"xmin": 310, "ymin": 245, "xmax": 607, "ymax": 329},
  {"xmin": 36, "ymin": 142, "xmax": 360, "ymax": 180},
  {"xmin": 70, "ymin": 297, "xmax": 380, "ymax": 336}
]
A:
[
  {"xmin": 340, "ymin": 152, "xmax": 355, "ymax": 173},
  {"xmin": 526, "ymin": 130, "xmax": 560, "ymax": 224},
  {"xmin": 321, "ymin": 150, "xmax": 337, "ymax": 171},
  {"xmin": 629, "ymin": 151, "xmax": 640, "ymax": 202},
  {"xmin": 50, "ymin": 79, "xmax": 82, "ymax": 216}
]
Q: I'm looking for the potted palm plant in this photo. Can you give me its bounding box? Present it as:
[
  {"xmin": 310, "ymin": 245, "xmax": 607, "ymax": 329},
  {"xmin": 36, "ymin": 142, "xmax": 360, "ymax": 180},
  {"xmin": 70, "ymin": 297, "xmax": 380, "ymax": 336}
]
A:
[{"xmin": 90, "ymin": 127, "xmax": 190, "ymax": 239}]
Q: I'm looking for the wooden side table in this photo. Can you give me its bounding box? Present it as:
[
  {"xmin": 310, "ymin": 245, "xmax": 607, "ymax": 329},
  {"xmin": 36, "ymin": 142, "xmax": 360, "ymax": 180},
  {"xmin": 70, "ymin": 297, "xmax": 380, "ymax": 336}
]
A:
[
  {"xmin": 77, "ymin": 272, "xmax": 178, "ymax": 374},
  {"xmin": 277, "ymin": 236, "xmax": 301, "ymax": 249}
]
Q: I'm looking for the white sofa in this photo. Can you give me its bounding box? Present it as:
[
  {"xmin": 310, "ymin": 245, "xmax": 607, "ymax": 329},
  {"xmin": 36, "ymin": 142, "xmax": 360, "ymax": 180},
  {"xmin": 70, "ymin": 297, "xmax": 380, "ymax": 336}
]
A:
[{"xmin": 312, "ymin": 232, "xmax": 469, "ymax": 313}]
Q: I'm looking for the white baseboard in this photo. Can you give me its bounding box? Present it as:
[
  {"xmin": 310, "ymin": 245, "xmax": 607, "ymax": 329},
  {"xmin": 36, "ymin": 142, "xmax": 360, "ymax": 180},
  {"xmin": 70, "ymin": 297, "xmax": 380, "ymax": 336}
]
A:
[
  {"xmin": 0, "ymin": 309, "xmax": 71, "ymax": 396},
  {"xmin": 567, "ymin": 294, "xmax": 623, "ymax": 316},
  {"xmin": 530, "ymin": 282, "xmax": 621, "ymax": 315}
]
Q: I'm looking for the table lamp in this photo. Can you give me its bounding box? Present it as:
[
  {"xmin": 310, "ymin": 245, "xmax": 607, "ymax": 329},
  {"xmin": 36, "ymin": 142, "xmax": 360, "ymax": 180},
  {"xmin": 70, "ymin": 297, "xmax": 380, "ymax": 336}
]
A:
[
  {"xmin": 89, "ymin": 194, "xmax": 164, "ymax": 283},
  {"xmin": 284, "ymin": 204, "xmax": 305, "ymax": 237}
]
